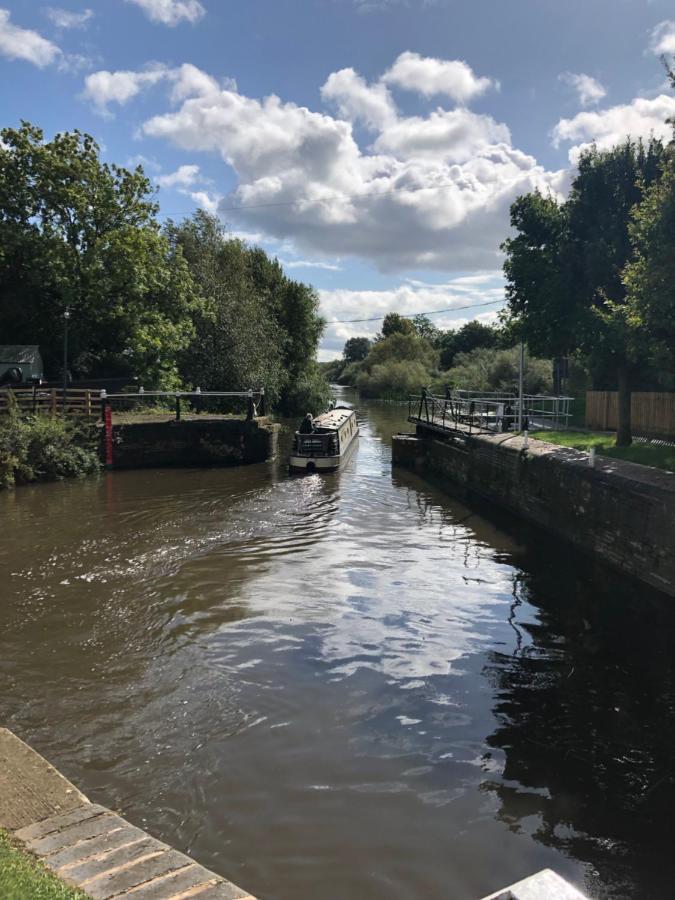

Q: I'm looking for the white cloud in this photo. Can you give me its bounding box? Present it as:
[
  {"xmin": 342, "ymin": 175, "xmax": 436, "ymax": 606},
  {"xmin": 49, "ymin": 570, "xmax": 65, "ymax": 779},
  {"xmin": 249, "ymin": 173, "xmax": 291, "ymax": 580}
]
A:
[
  {"xmin": 559, "ymin": 72, "xmax": 606, "ymax": 108},
  {"xmin": 45, "ymin": 7, "xmax": 93, "ymax": 29},
  {"xmin": 552, "ymin": 94, "xmax": 675, "ymax": 162},
  {"xmin": 281, "ymin": 259, "xmax": 343, "ymax": 271},
  {"xmin": 170, "ymin": 62, "xmax": 221, "ymax": 103},
  {"xmin": 125, "ymin": 0, "xmax": 205, "ymax": 26},
  {"xmin": 321, "ymin": 67, "xmax": 396, "ymax": 130},
  {"xmin": 373, "ymin": 108, "xmax": 510, "ymax": 162},
  {"xmin": 157, "ymin": 163, "xmax": 202, "ymax": 188},
  {"xmin": 650, "ymin": 21, "xmax": 675, "ymax": 56},
  {"xmin": 188, "ymin": 190, "xmax": 221, "ymax": 213},
  {"xmin": 382, "ymin": 52, "xmax": 495, "ymax": 104},
  {"xmin": 83, "ymin": 64, "xmax": 169, "ymax": 113},
  {"xmin": 83, "ymin": 61, "xmax": 224, "ymax": 114},
  {"xmin": 141, "ymin": 61, "xmax": 565, "ymax": 272},
  {"xmin": 0, "ymin": 8, "xmax": 61, "ymax": 67}
]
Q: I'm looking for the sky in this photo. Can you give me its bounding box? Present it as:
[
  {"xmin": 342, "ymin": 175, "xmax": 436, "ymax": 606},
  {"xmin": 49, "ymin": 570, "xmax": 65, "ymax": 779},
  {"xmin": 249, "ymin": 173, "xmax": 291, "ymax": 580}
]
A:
[{"xmin": 1, "ymin": 1, "xmax": 674, "ymax": 359}]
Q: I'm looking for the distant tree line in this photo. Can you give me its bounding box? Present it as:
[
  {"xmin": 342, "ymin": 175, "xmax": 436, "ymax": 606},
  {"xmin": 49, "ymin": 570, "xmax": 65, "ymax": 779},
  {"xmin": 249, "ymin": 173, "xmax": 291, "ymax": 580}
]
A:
[
  {"xmin": 321, "ymin": 313, "xmax": 559, "ymax": 400},
  {"xmin": 0, "ymin": 122, "xmax": 328, "ymax": 414}
]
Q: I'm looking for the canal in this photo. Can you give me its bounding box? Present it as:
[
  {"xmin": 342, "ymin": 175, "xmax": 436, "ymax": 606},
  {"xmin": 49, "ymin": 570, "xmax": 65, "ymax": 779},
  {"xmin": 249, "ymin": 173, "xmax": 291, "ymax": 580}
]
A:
[{"xmin": 1, "ymin": 394, "xmax": 673, "ymax": 899}]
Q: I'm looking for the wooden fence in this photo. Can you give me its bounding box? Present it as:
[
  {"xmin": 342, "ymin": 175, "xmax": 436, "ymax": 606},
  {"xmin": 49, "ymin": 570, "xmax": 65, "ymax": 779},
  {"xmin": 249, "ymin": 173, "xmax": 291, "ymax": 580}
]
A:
[
  {"xmin": 586, "ymin": 391, "xmax": 675, "ymax": 439},
  {"xmin": 0, "ymin": 387, "xmax": 101, "ymax": 418}
]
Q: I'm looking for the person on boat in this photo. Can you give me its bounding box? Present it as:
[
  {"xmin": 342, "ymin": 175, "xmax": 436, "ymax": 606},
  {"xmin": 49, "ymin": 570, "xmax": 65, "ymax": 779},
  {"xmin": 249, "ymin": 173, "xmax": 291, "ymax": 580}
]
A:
[{"xmin": 299, "ymin": 413, "xmax": 314, "ymax": 434}]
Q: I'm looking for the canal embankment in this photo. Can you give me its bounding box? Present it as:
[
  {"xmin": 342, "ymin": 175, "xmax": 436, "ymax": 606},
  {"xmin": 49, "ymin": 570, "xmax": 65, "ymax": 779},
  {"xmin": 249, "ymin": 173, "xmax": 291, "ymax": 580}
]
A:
[
  {"xmin": 102, "ymin": 415, "xmax": 280, "ymax": 469},
  {"xmin": 393, "ymin": 428, "xmax": 675, "ymax": 598},
  {"xmin": 0, "ymin": 728, "xmax": 254, "ymax": 900}
]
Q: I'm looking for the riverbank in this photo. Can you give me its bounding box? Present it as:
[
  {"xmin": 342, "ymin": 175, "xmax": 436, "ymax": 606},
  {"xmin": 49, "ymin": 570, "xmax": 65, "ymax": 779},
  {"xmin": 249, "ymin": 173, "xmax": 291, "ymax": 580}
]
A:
[
  {"xmin": 0, "ymin": 728, "xmax": 254, "ymax": 899},
  {"xmin": 531, "ymin": 429, "xmax": 675, "ymax": 472},
  {"xmin": 0, "ymin": 828, "xmax": 85, "ymax": 899},
  {"xmin": 393, "ymin": 428, "xmax": 675, "ymax": 597}
]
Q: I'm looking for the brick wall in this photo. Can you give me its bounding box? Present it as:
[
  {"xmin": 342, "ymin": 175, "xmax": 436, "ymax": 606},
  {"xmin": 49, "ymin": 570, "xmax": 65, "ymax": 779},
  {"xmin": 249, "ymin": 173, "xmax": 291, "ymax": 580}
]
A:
[
  {"xmin": 104, "ymin": 417, "xmax": 279, "ymax": 469},
  {"xmin": 392, "ymin": 429, "xmax": 675, "ymax": 598}
]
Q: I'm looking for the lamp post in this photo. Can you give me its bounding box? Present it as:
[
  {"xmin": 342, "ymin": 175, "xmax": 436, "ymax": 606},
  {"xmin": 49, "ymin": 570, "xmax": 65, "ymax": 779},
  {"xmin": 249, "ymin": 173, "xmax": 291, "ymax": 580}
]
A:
[{"xmin": 62, "ymin": 308, "xmax": 71, "ymax": 414}]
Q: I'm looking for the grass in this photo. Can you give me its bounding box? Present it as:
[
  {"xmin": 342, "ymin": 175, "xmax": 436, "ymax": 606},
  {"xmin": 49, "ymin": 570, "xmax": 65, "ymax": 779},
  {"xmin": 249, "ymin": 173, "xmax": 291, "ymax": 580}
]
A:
[
  {"xmin": 0, "ymin": 829, "xmax": 86, "ymax": 900},
  {"xmin": 531, "ymin": 430, "xmax": 675, "ymax": 473}
]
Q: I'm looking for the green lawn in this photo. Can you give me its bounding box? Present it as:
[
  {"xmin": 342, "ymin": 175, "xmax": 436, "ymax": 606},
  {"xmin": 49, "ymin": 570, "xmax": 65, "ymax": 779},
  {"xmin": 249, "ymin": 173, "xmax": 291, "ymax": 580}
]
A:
[
  {"xmin": 531, "ymin": 430, "xmax": 675, "ymax": 474},
  {"xmin": 0, "ymin": 829, "xmax": 85, "ymax": 900}
]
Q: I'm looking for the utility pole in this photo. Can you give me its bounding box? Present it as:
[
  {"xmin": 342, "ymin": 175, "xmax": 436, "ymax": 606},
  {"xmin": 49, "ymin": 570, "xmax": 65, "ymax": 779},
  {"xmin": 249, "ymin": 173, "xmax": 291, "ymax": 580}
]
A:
[
  {"xmin": 518, "ymin": 340, "xmax": 524, "ymax": 431},
  {"xmin": 62, "ymin": 308, "xmax": 71, "ymax": 415}
]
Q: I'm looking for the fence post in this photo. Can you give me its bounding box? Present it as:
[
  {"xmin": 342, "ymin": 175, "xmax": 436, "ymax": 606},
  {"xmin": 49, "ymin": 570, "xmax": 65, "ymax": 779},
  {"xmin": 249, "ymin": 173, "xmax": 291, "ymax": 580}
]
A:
[
  {"xmin": 51, "ymin": 389, "xmax": 57, "ymax": 416},
  {"xmin": 247, "ymin": 389, "xmax": 254, "ymax": 421},
  {"xmin": 100, "ymin": 389, "xmax": 107, "ymax": 423},
  {"xmin": 85, "ymin": 390, "xmax": 92, "ymax": 419},
  {"xmin": 175, "ymin": 394, "xmax": 181, "ymax": 422},
  {"xmin": 259, "ymin": 388, "xmax": 266, "ymax": 417}
]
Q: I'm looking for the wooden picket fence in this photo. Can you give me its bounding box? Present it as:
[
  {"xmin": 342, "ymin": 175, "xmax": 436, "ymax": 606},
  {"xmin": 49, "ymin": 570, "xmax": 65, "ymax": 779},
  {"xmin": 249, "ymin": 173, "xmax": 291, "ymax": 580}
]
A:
[
  {"xmin": 0, "ymin": 387, "xmax": 101, "ymax": 418},
  {"xmin": 586, "ymin": 391, "xmax": 675, "ymax": 439}
]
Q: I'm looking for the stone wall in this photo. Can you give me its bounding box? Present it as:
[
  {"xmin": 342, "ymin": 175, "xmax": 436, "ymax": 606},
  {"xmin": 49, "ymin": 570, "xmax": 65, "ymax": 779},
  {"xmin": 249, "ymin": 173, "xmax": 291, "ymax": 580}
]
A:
[
  {"xmin": 104, "ymin": 416, "xmax": 279, "ymax": 469},
  {"xmin": 392, "ymin": 429, "xmax": 675, "ymax": 598}
]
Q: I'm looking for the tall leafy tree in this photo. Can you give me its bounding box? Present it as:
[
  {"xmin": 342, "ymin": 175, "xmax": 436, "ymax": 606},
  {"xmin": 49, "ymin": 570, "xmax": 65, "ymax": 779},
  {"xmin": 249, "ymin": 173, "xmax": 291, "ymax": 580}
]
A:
[
  {"xmin": 343, "ymin": 336, "xmax": 371, "ymax": 363},
  {"xmin": 502, "ymin": 139, "xmax": 665, "ymax": 445},
  {"xmin": 623, "ymin": 73, "xmax": 675, "ymax": 377},
  {"xmin": 167, "ymin": 212, "xmax": 328, "ymax": 414},
  {"xmin": 0, "ymin": 122, "xmax": 196, "ymax": 386},
  {"xmin": 438, "ymin": 320, "xmax": 501, "ymax": 370}
]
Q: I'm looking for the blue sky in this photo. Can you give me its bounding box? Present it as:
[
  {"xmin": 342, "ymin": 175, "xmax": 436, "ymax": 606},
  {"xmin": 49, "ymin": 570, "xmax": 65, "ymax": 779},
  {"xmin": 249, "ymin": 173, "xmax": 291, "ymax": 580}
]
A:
[{"xmin": 1, "ymin": 0, "xmax": 674, "ymax": 358}]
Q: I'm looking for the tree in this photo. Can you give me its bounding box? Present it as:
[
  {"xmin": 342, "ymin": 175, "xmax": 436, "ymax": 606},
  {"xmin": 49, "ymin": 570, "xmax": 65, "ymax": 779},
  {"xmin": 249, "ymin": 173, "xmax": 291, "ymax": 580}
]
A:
[
  {"xmin": 380, "ymin": 312, "xmax": 416, "ymax": 339},
  {"xmin": 502, "ymin": 139, "xmax": 665, "ymax": 445},
  {"xmin": 0, "ymin": 122, "xmax": 196, "ymax": 386},
  {"xmin": 411, "ymin": 314, "xmax": 441, "ymax": 346},
  {"xmin": 166, "ymin": 211, "xmax": 328, "ymax": 413},
  {"xmin": 343, "ymin": 336, "xmax": 371, "ymax": 363},
  {"xmin": 623, "ymin": 74, "xmax": 675, "ymax": 375},
  {"xmin": 438, "ymin": 320, "xmax": 501, "ymax": 370},
  {"xmin": 166, "ymin": 211, "xmax": 284, "ymax": 401}
]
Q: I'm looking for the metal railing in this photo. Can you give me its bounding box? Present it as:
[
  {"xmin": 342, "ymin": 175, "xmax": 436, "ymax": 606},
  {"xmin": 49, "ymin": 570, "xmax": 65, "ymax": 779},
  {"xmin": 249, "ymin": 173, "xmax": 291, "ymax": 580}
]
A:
[
  {"xmin": 408, "ymin": 389, "xmax": 574, "ymax": 435},
  {"xmin": 100, "ymin": 389, "xmax": 267, "ymax": 422},
  {"xmin": 0, "ymin": 386, "xmax": 267, "ymax": 421}
]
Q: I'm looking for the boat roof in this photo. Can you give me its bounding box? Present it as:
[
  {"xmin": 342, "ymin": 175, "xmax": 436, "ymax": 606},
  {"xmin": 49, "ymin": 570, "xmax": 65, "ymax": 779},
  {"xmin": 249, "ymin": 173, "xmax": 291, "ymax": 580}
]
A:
[{"xmin": 312, "ymin": 408, "xmax": 355, "ymax": 430}]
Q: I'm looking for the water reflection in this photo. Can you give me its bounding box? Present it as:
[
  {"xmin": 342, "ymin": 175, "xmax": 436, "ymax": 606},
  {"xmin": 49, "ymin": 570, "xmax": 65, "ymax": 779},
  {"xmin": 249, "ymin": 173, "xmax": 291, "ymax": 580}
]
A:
[
  {"xmin": 483, "ymin": 565, "xmax": 675, "ymax": 899},
  {"xmin": 0, "ymin": 392, "xmax": 673, "ymax": 899}
]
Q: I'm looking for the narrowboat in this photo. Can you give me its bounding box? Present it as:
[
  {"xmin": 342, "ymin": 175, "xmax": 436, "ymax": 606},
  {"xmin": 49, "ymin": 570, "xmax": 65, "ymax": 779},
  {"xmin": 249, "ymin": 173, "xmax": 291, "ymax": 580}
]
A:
[{"xmin": 289, "ymin": 405, "xmax": 359, "ymax": 471}]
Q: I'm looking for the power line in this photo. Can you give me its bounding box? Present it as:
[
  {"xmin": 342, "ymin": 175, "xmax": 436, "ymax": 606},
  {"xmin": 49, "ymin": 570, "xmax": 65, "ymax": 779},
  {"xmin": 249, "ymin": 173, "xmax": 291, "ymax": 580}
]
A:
[
  {"xmin": 327, "ymin": 298, "xmax": 503, "ymax": 326},
  {"xmin": 217, "ymin": 180, "xmax": 460, "ymax": 213}
]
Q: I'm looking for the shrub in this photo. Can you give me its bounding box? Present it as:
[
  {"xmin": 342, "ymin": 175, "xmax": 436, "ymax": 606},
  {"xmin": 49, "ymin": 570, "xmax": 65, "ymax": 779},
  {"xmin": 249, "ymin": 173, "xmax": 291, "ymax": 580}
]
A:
[
  {"xmin": 356, "ymin": 360, "xmax": 430, "ymax": 399},
  {"xmin": 0, "ymin": 400, "xmax": 100, "ymax": 489}
]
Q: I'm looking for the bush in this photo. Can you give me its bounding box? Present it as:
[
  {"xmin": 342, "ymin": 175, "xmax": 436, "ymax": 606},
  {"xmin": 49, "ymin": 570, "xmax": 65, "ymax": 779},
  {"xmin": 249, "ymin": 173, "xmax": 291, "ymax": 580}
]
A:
[
  {"xmin": 0, "ymin": 400, "xmax": 100, "ymax": 489},
  {"xmin": 277, "ymin": 362, "xmax": 331, "ymax": 416},
  {"xmin": 444, "ymin": 346, "xmax": 553, "ymax": 394},
  {"xmin": 356, "ymin": 360, "xmax": 430, "ymax": 399}
]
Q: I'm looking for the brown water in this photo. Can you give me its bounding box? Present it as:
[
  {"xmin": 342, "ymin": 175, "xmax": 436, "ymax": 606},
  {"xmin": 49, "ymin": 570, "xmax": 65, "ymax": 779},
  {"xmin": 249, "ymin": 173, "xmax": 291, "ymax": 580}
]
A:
[{"xmin": 1, "ymin": 392, "xmax": 674, "ymax": 899}]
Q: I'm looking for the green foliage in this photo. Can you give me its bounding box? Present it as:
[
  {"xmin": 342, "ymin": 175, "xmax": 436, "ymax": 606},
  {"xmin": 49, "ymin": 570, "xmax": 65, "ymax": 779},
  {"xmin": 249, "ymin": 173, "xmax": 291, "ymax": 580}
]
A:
[
  {"xmin": 0, "ymin": 402, "xmax": 99, "ymax": 490},
  {"xmin": 411, "ymin": 314, "xmax": 442, "ymax": 346},
  {"xmin": 356, "ymin": 360, "xmax": 430, "ymax": 399},
  {"xmin": 380, "ymin": 312, "xmax": 416, "ymax": 339},
  {"xmin": 624, "ymin": 148, "xmax": 675, "ymax": 367},
  {"xmin": 350, "ymin": 330, "xmax": 438, "ymax": 398},
  {"xmin": 0, "ymin": 122, "xmax": 197, "ymax": 387},
  {"xmin": 437, "ymin": 346, "xmax": 552, "ymax": 394},
  {"xmin": 502, "ymin": 138, "xmax": 666, "ymax": 445},
  {"xmin": 0, "ymin": 829, "xmax": 86, "ymax": 899},
  {"xmin": 438, "ymin": 320, "xmax": 502, "ymax": 369},
  {"xmin": 167, "ymin": 212, "xmax": 327, "ymax": 414},
  {"xmin": 343, "ymin": 336, "xmax": 371, "ymax": 363}
]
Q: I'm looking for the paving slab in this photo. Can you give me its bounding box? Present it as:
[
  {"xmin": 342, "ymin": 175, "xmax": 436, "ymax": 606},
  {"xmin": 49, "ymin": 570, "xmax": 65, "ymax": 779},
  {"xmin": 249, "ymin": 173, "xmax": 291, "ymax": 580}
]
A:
[
  {"xmin": 0, "ymin": 727, "xmax": 89, "ymax": 830},
  {"xmin": 1, "ymin": 728, "xmax": 257, "ymax": 899}
]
